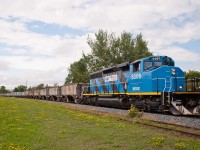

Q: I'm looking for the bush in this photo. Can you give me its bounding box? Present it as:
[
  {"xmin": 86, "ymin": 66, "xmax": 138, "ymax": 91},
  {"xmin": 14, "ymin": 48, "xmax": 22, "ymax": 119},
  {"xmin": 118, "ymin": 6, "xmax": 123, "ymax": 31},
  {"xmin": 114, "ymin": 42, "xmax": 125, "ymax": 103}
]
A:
[{"xmin": 128, "ymin": 104, "xmax": 139, "ymax": 117}]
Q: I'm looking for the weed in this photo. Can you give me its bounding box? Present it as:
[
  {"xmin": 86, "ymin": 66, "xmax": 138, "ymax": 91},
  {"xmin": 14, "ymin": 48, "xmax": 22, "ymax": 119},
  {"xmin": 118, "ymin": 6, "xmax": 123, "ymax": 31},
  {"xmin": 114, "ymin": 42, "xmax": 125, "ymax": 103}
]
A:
[
  {"xmin": 150, "ymin": 136, "xmax": 165, "ymax": 147},
  {"xmin": 128, "ymin": 104, "xmax": 139, "ymax": 117},
  {"xmin": 175, "ymin": 142, "xmax": 187, "ymax": 149}
]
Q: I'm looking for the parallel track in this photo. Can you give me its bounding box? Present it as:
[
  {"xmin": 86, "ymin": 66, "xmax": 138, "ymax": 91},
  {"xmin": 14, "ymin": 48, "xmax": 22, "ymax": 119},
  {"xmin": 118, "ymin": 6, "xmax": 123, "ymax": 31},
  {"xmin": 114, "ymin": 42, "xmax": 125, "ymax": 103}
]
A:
[{"xmin": 136, "ymin": 121, "xmax": 200, "ymax": 139}]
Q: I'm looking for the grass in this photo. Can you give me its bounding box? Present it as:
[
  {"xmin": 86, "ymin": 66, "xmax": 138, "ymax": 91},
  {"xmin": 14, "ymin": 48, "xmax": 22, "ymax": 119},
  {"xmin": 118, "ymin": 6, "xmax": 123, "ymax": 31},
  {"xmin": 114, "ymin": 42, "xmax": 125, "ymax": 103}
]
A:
[
  {"xmin": 136, "ymin": 119, "xmax": 200, "ymax": 135},
  {"xmin": 0, "ymin": 97, "xmax": 200, "ymax": 150}
]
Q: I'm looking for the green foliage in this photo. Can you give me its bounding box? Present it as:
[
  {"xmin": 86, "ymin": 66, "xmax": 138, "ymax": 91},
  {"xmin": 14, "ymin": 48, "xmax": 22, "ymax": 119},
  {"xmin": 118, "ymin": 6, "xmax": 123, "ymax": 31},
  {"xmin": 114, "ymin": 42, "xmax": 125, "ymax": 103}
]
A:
[
  {"xmin": 28, "ymin": 84, "xmax": 48, "ymax": 91},
  {"xmin": 0, "ymin": 86, "xmax": 9, "ymax": 93},
  {"xmin": 65, "ymin": 58, "xmax": 89, "ymax": 84},
  {"xmin": 13, "ymin": 85, "xmax": 27, "ymax": 92},
  {"xmin": 128, "ymin": 104, "xmax": 139, "ymax": 117},
  {"xmin": 36, "ymin": 84, "xmax": 44, "ymax": 89},
  {"xmin": 87, "ymin": 30, "xmax": 152, "ymax": 72},
  {"xmin": 185, "ymin": 70, "xmax": 200, "ymax": 79},
  {"xmin": 65, "ymin": 30, "xmax": 152, "ymax": 83}
]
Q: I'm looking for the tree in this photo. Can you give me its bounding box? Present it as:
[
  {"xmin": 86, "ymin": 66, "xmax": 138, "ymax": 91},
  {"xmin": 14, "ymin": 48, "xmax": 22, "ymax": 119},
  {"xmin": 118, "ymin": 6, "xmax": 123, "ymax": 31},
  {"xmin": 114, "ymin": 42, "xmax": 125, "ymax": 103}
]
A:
[
  {"xmin": 0, "ymin": 86, "xmax": 9, "ymax": 93},
  {"xmin": 87, "ymin": 30, "xmax": 152, "ymax": 72},
  {"xmin": 185, "ymin": 70, "xmax": 200, "ymax": 79},
  {"xmin": 36, "ymin": 84, "xmax": 44, "ymax": 89},
  {"xmin": 13, "ymin": 85, "xmax": 27, "ymax": 92},
  {"xmin": 134, "ymin": 33, "xmax": 151, "ymax": 59},
  {"xmin": 65, "ymin": 58, "xmax": 89, "ymax": 84},
  {"xmin": 65, "ymin": 30, "xmax": 152, "ymax": 83}
]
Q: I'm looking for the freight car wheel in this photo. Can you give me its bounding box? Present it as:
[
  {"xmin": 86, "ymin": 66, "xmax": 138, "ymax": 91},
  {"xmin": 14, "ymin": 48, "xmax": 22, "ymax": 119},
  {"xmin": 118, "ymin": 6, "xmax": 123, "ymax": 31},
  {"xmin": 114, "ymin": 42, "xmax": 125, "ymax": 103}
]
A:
[
  {"xmin": 61, "ymin": 97, "xmax": 67, "ymax": 102},
  {"xmin": 66, "ymin": 96, "xmax": 70, "ymax": 103},
  {"xmin": 57, "ymin": 97, "xmax": 61, "ymax": 102},
  {"xmin": 50, "ymin": 96, "xmax": 54, "ymax": 101},
  {"xmin": 75, "ymin": 98, "xmax": 81, "ymax": 104}
]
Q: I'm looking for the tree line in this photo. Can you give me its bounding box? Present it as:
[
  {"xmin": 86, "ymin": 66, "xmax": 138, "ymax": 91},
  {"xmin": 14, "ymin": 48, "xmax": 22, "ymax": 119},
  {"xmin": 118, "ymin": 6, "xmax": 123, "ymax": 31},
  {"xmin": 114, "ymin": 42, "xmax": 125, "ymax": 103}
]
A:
[{"xmin": 0, "ymin": 84, "xmax": 47, "ymax": 93}]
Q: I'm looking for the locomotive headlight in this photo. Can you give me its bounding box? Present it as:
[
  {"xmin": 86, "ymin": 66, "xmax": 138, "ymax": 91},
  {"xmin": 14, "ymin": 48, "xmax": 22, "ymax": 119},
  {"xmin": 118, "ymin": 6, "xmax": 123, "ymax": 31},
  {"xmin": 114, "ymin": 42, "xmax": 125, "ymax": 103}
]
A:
[
  {"xmin": 179, "ymin": 86, "xmax": 183, "ymax": 89},
  {"xmin": 171, "ymin": 68, "xmax": 176, "ymax": 75}
]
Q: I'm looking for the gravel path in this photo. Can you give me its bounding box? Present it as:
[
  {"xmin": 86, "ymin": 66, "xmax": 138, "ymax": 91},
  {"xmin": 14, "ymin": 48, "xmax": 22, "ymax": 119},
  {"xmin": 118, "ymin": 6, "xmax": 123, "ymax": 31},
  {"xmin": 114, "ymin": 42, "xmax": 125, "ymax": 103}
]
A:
[{"xmin": 38, "ymin": 100, "xmax": 200, "ymax": 129}]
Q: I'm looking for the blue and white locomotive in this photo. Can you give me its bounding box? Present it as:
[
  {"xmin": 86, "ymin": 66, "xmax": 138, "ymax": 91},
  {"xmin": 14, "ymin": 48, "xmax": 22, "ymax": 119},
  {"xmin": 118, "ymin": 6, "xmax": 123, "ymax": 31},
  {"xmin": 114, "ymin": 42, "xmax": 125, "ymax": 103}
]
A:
[{"xmin": 82, "ymin": 56, "xmax": 200, "ymax": 115}]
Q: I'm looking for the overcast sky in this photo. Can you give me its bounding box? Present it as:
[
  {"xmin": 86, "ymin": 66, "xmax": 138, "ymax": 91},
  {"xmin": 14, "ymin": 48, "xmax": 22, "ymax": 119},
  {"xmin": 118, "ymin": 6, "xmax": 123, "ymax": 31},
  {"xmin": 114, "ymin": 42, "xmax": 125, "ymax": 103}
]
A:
[{"xmin": 0, "ymin": 0, "xmax": 200, "ymax": 89}]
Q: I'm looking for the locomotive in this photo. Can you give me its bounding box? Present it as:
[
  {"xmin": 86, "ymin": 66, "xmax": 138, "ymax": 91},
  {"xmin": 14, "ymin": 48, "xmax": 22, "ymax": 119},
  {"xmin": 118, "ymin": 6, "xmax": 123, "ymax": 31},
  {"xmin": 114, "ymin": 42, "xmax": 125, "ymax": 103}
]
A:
[
  {"xmin": 1, "ymin": 56, "xmax": 200, "ymax": 115},
  {"xmin": 82, "ymin": 55, "xmax": 200, "ymax": 115}
]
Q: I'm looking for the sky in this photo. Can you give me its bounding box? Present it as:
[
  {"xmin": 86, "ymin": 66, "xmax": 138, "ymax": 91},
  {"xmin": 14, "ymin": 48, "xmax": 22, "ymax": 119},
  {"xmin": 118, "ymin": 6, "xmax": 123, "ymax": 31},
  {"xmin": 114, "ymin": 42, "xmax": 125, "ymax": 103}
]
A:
[{"xmin": 0, "ymin": 0, "xmax": 200, "ymax": 89}]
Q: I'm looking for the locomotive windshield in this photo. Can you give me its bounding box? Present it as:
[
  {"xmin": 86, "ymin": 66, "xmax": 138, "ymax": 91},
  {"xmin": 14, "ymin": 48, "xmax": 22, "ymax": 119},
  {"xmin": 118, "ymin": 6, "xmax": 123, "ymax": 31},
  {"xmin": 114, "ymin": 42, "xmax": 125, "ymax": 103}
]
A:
[
  {"xmin": 143, "ymin": 56, "xmax": 174, "ymax": 71},
  {"xmin": 144, "ymin": 61, "xmax": 163, "ymax": 70},
  {"xmin": 144, "ymin": 62, "xmax": 153, "ymax": 70},
  {"xmin": 154, "ymin": 62, "xmax": 162, "ymax": 67}
]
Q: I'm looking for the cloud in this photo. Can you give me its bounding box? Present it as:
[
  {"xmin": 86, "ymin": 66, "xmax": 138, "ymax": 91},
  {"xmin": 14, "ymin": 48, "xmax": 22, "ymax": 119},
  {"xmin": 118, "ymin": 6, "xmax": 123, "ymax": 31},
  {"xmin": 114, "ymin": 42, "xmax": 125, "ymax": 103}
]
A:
[
  {"xmin": 0, "ymin": 18, "xmax": 90, "ymax": 88},
  {"xmin": 0, "ymin": 60, "xmax": 10, "ymax": 71},
  {"xmin": 143, "ymin": 21, "xmax": 200, "ymax": 51},
  {"xmin": 159, "ymin": 46, "xmax": 200, "ymax": 71},
  {"xmin": 0, "ymin": 0, "xmax": 198, "ymax": 31},
  {"xmin": 0, "ymin": 19, "xmax": 90, "ymax": 68},
  {"xmin": 160, "ymin": 46, "xmax": 200, "ymax": 62}
]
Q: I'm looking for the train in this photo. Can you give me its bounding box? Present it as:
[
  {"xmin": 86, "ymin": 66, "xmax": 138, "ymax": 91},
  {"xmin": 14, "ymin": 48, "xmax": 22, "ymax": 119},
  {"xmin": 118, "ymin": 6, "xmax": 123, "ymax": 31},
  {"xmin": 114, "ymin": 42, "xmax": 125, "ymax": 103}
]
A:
[{"xmin": 1, "ymin": 55, "xmax": 200, "ymax": 115}]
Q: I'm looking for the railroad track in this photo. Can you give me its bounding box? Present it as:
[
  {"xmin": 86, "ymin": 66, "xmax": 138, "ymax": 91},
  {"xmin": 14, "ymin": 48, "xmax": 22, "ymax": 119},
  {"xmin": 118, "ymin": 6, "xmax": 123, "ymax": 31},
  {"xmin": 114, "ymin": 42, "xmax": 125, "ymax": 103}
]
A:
[{"xmin": 136, "ymin": 121, "xmax": 200, "ymax": 139}]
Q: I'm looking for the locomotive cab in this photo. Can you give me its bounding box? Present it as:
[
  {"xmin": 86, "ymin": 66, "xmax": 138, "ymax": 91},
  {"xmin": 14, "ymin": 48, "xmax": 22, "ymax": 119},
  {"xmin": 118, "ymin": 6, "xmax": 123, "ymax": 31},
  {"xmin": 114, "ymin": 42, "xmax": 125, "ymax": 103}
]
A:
[
  {"xmin": 127, "ymin": 56, "xmax": 198, "ymax": 115},
  {"xmin": 127, "ymin": 56, "xmax": 180, "ymax": 93},
  {"xmin": 131, "ymin": 56, "xmax": 175, "ymax": 72}
]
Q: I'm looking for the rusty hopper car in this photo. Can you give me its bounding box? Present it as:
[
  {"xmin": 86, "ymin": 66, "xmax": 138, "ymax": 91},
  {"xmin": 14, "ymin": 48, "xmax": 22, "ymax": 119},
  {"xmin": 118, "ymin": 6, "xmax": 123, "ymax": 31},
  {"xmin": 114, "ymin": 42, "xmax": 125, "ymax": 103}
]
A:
[
  {"xmin": 48, "ymin": 87, "xmax": 59, "ymax": 101},
  {"xmin": 28, "ymin": 90, "xmax": 34, "ymax": 98},
  {"xmin": 39, "ymin": 88, "xmax": 48, "ymax": 100},
  {"xmin": 60, "ymin": 84, "xmax": 82, "ymax": 103},
  {"xmin": 33, "ymin": 89, "xmax": 40, "ymax": 99}
]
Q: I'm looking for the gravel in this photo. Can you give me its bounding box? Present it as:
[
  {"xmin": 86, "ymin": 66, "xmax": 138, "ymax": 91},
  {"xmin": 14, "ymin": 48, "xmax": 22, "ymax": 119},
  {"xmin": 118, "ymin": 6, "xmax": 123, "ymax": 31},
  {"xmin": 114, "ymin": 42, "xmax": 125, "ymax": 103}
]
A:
[
  {"xmin": 142, "ymin": 112, "xmax": 200, "ymax": 129},
  {"xmin": 38, "ymin": 100, "xmax": 200, "ymax": 129}
]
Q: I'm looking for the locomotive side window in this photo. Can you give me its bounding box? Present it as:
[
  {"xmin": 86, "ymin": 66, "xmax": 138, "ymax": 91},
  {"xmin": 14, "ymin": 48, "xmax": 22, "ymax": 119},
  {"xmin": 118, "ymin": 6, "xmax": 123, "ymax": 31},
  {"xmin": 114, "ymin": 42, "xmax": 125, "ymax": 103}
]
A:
[
  {"xmin": 144, "ymin": 62, "xmax": 152, "ymax": 70},
  {"xmin": 133, "ymin": 61, "xmax": 140, "ymax": 72}
]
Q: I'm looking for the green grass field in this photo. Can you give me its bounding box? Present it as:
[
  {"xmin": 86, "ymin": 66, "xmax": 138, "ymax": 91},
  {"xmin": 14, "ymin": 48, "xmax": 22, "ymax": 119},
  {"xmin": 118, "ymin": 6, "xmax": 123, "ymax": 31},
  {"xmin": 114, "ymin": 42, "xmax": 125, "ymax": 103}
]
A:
[{"xmin": 0, "ymin": 97, "xmax": 200, "ymax": 150}]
